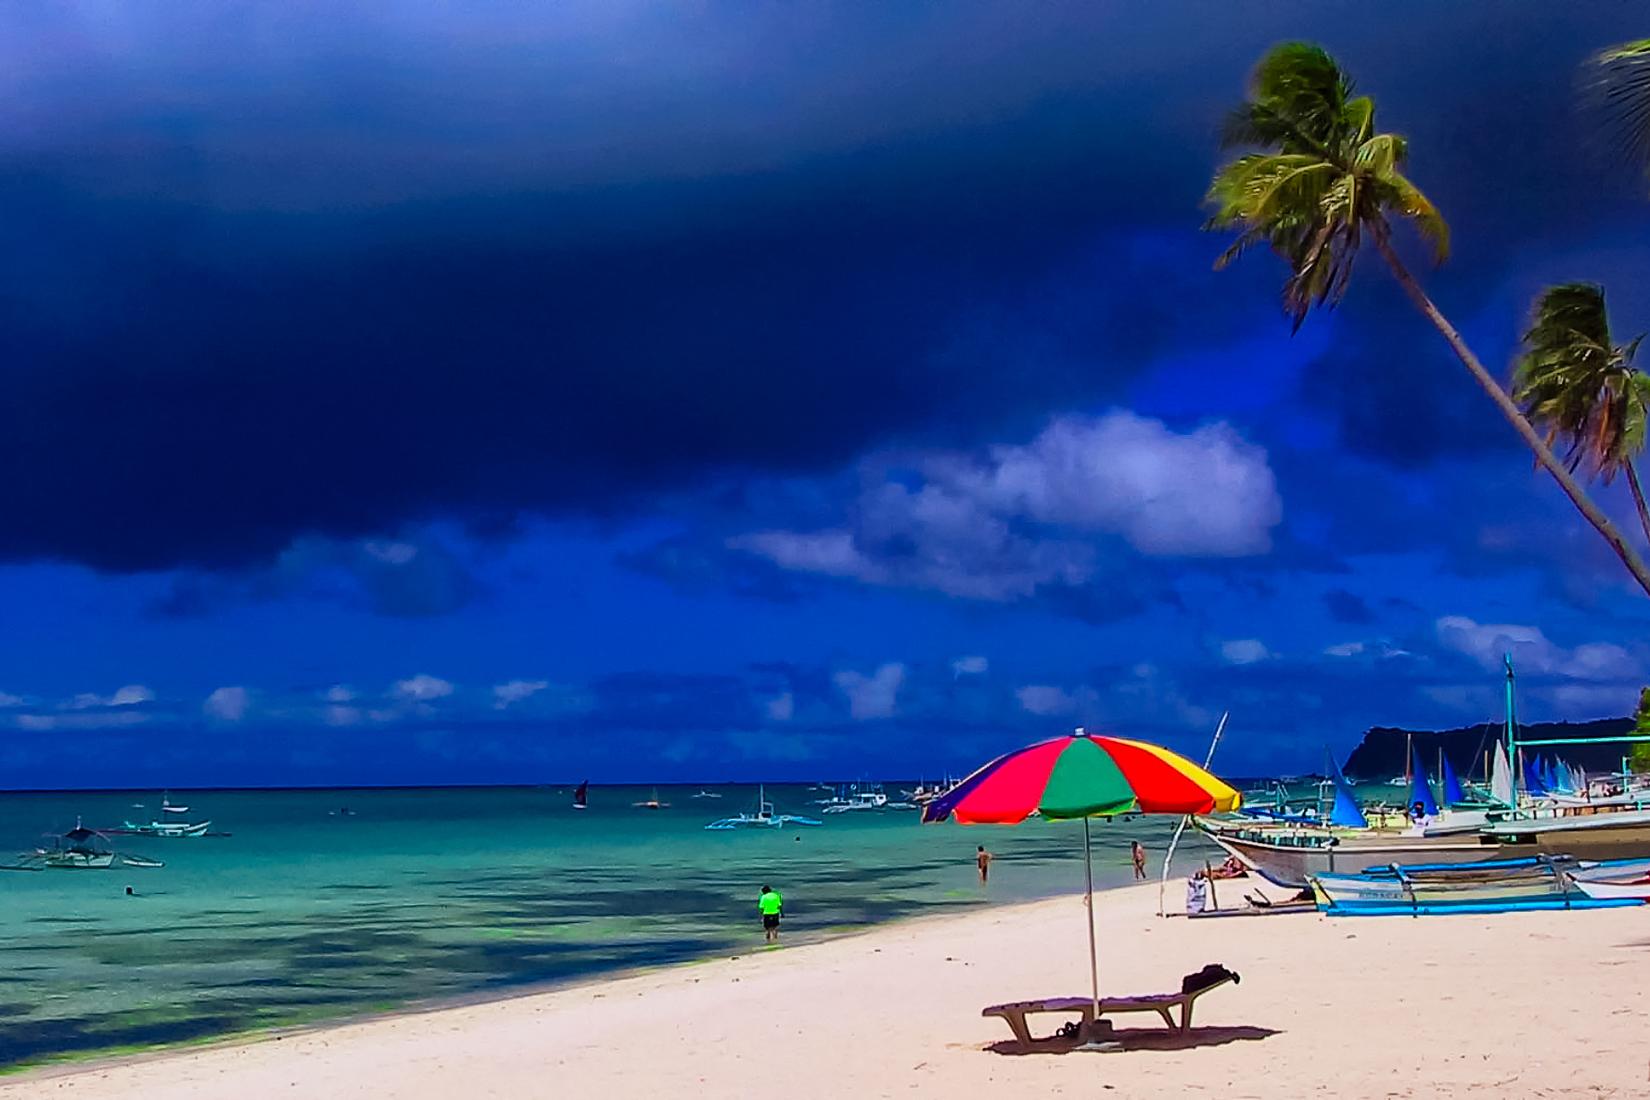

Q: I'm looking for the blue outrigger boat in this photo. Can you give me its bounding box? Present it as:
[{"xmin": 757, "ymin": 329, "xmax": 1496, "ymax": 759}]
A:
[{"xmin": 1310, "ymin": 855, "xmax": 1649, "ymax": 916}]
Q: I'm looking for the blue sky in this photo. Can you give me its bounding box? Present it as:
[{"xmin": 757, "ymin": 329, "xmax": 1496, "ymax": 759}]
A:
[{"xmin": 3, "ymin": 3, "xmax": 1650, "ymax": 786}]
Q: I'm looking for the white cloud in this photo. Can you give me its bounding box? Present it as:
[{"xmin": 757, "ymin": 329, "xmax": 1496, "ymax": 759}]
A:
[
  {"xmin": 324, "ymin": 684, "xmax": 357, "ymax": 703},
  {"xmin": 203, "ymin": 686, "xmax": 250, "ymax": 722},
  {"xmin": 1435, "ymin": 616, "xmax": 1638, "ymax": 680},
  {"xmin": 323, "ymin": 705, "xmax": 362, "ymax": 727},
  {"xmin": 15, "ymin": 711, "xmax": 147, "ymax": 732},
  {"xmin": 493, "ymin": 679, "xmax": 549, "ymax": 709},
  {"xmin": 1219, "ymin": 639, "xmax": 1271, "ymax": 666},
  {"xmin": 67, "ymin": 684, "xmax": 155, "ymax": 710},
  {"xmin": 957, "ymin": 411, "xmax": 1281, "ymax": 556},
  {"xmin": 391, "ymin": 674, "xmax": 454, "ymax": 702},
  {"xmin": 952, "ymin": 655, "xmax": 989, "ymax": 677},
  {"xmin": 1016, "ymin": 684, "xmax": 1095, "ymax": 717},
  {"xmin": 732, "ymin": 411, "xmax": 1279, "ymax": 602},
  {"xmin": 765, "ymin": 691, "xmax": 795, "ymax": 721},
  {"xmin": 1325, "ymin": 640, "xmax": 1412, "ymax": 660},
  {"xmin": 0, "ymin": 691, "xmax": 22, "ymax": 708},
  {"xmin": 833, "ymin": 663, "xmax": 905, "ymax": 719},
  {"xmin": 362, "ymin": 540, "xmax": 419, "ymax": 565}
]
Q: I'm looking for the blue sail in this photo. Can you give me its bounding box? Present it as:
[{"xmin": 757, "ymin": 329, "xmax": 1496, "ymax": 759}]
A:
[
  {"xmin": 1540, "ymin": 757, "xmax": 1557, "ymax": 791},
  {"xmin": 1522, "ymin": 752, "xmax": 1547, "ymax": 796},
  {"xmin": 1328, "ymin": 754, "xmax": 1368, "ymax": 828},
  {"xmin": 1409, "ymin": 743, "xmax": 1439, "ymax": 816},
  {"xmin": 1440, "ymin": 752, "xmax": 1465, "ymax": 806},
  {"xmin": 1556, "ymin": 759, "xmax": 1576, "ymax": 793}
]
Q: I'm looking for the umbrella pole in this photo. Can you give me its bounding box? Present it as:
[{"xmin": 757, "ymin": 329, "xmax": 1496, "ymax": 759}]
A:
[{"xmin": 1083, "ymin": 816, "xmax": 1099, "ymax": 1021}]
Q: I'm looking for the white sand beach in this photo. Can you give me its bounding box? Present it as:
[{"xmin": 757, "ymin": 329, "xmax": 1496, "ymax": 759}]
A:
[{"xmin": 6, "ymin": 882, "xmax": 1648, "ymax": 1099}]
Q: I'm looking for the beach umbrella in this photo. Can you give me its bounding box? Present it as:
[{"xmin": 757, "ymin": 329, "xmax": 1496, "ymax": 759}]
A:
[{"xmin": 921, "ymin": 728, "xmax": 1240, "ymax": 1030}]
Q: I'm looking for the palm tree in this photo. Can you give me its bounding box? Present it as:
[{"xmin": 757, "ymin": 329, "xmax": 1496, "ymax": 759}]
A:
[
  {"xmin": 1589, "ymin": 38, "xmax": 1650, "ymax": 181},
  {"xmin": 1206, "ymin": 43, "xmax": 1650, "ymax": 598},
  {"xmin": 1513, "ymin": 283, "xmax": 1650, "ymax": 544}
]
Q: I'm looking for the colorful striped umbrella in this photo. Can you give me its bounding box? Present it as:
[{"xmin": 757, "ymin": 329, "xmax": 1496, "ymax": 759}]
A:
[
  {"xmin": 923, "ymin": 728, "xmax": 1240, "ymax": 1039},
  {"xmin": 921, "ymin": 730, "xmax": 1241, "ymax": 824}
]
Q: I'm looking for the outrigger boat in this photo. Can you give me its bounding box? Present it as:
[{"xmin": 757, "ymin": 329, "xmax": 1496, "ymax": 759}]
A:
[
  {"xmin": 1566, "ymin": 858, "xmax": 1650, "ymax": 900},
  {"xmin": 820, "ymin": 784, "xmax": 889, "ymax": 813},
  {"xmin": 1201, "ymin": 659, "xmax": 1650, "ymax": 887},
  {"xmin": 633, "ymin": 788, "xmax": 671, "ymax": 810},
  {"xmin": 115, "ymin": 818, "xmax": 213, "ymax": 838},
  {"xmin": 1310, "ymin": 856, "xmax": 1644, "ymax": 916},
  {"xmin": 705, "ymin": 785, "xmax": 822, "ymax": 830},
  {"xmin": 2, "ymin": 822, "xmax": 164, "ymax": 871}
]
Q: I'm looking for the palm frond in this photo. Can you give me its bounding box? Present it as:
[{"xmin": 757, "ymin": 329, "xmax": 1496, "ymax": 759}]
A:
[
  {"xmin": 1384, "ymin": 173, "xmax": 1450, "ymax": 262},
  {"xmin": 1587, "ymin": 37, "xmax": 1650, "ymax": 179}
]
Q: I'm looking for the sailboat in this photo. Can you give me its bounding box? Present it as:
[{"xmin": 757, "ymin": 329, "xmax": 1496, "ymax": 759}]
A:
[
  {"xmin": 573, "ymin": 781, "xmax": 588, "ymax": 810},
  {"xmin": 117, "ymin": 793, "xmax": 212, "ymax": 837},
  {"xmin": 633, "ymin": 788, "xmax": 671, "ymax": 810},
  {"xmin": 704, "ymin": 785, "xmax": 822, "ymax": 830}
]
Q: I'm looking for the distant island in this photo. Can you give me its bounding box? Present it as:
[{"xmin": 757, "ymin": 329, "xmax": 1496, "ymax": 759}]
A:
[{"xmin": 1343, "ymin": 716, "xmax": 1635, "ymax": 779}]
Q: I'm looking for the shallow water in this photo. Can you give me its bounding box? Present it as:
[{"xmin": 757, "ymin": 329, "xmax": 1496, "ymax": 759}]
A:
[{"xmin": 0, "ymin": 785, "xmax": 1225, "ymax": 1067}]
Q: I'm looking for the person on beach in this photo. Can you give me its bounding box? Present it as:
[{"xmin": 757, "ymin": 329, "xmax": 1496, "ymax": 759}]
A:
[
  {"xmin": 975, "ymin": 845, "xmax": 992, "ymax": 883},
  {"xmin": 758, "ymin": 885, "xmax": 783, "ymax": 943},
  {"xmin": 1131, "ymin": 840, "xmax": 1147, "ymax": 880}
]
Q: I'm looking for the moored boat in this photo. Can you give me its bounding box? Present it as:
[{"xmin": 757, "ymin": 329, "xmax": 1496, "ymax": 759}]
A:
[
  {"xmin": 1310, "ymin": 856, "xmax": 1644, "ymax": 916},
  {"xmin": 115, "ymin": 818, "xmax": 212, "ymax": 838},
  {"xmin": 1566, "ymin": 858, "xmax": 1650, "ymax": 900},
  {"xmin": 705, "ymin": 785, "xmax": 822, "ymax": 830}
]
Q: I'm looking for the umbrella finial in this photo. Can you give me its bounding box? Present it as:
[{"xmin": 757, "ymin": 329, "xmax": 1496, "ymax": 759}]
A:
[{"xmin": 1073, "ymin": 726, "xmax": 1085, "ymax": 737}]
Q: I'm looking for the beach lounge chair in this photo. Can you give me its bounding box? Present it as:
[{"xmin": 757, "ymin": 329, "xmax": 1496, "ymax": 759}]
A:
[{"xmin": 981, "ymin": 964, "xmax": 1239, "ymax": 1049}]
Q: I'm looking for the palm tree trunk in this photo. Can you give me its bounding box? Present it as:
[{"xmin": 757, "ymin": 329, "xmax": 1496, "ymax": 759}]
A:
[
  {"xmin": 1371, "ymin": 227, "xmax": 1650, "ymax": 599},
  {"xmin": 1626, "ymin": 462, "xmax": 1650, "ymax": 547}
]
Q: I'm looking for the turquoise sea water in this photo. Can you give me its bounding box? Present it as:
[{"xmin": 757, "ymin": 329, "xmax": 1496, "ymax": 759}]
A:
[{"xmin": 0, "ymin": 785, "xmax": 1227, "ymax": 1068}]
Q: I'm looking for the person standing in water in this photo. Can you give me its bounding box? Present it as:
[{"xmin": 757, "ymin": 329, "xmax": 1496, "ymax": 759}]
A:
[
  {"xmin": 1131, "ymin": 840, "xmax": 1147, "ymax": 880},
  {"xmin": 758, "ymin": 885, "xmax": 784, "ymax": 943},
  {"xmin": 975, "ymin": 845, "xmax": 992, "ymax": 884}
]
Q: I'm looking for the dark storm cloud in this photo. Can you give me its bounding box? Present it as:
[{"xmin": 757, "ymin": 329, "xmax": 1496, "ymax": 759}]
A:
[{"xmin": 1, "ymin": 3, "xmax": 1645, "ymax": 572}]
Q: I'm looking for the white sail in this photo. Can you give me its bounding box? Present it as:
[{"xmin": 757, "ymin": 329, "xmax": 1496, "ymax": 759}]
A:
[{"xmin": 1491, "ymin": 741, "xmax": 1514, "ymax": 806}]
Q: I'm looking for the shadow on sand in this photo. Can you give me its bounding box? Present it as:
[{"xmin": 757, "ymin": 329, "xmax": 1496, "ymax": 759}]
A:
[{"xmin": 986, "ymin": 1024, "xmax": 1280, "ymax": 1056}]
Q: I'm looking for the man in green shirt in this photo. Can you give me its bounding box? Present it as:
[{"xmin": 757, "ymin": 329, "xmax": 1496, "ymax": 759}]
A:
[{"xmin": 758, "ymin": 884, "xmax": 784, "ymax": 943}]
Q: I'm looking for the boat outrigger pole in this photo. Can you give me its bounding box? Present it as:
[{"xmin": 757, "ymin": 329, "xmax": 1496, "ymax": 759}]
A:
[{"xmin": 1158, "ymin": 711, "xmax": 1229, "ymax": 917}]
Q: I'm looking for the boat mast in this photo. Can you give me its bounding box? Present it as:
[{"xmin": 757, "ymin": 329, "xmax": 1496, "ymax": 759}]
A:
[{"xmin": 1504, "ymin": 654, "xmax": 1519, "ymax": 809}]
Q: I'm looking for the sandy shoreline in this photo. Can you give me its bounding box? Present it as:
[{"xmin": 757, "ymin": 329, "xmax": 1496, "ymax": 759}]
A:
[{"xmin": 6, "ymin": 881, "xmax": 1650, "ymax": 1098}]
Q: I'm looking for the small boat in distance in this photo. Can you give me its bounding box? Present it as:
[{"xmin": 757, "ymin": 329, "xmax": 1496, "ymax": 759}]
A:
[
  {"xmin": 691, "ymin": 789, "xmax": 722, "ymax": 799},
  {"xmin": 633, "ymin": 788, "xmax": 671, "ymax": 810},
  {"xmin": 573, "ymin": 781, "xmax": 588, "ymax": 810},
  {"xmin": 705, "ymin": 785, "xmax": 823, "ymax": 830},
  {"xmin": 116, "ymin": 819, "xmax": 212, "ymax": 838},
  {"xmin": 161, "ymin": 792, "xmax": 190, "ymax": 814}
]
